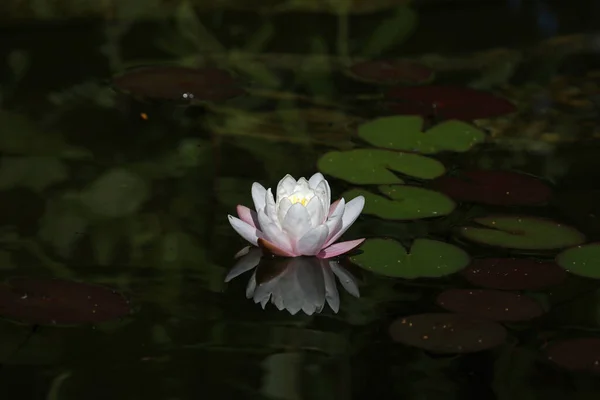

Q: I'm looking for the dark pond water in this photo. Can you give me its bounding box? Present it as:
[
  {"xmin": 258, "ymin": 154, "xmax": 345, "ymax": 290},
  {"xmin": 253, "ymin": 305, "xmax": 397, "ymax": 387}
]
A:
[{"xmin": 2, "ymin": 0, "xmax": 600, "ymax": 399}]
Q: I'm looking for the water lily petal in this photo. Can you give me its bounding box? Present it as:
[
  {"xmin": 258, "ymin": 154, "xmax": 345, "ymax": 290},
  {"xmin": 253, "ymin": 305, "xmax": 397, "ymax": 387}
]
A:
[
  {"xmin": 265, "ymin": 188, "xmax": 278, "ymax": 222},
  {"xmin": 308, "ymin": 172, "xmax": 325, "ymax": 189},
  {"xmin": 322, "ymin": 263, "xmax": 340, "ymax": 313},
  {"xmin": 252, "ymin": 182, "xmax": 267, "ymax": 212},
  {"xmin": 277, "ymin": 174, "xmax": 296, "ymax": 202},
  {"xmin": 328, "ymin": 198, "xmax": 342, "ymax": 218},
  {"xmin": 318, "ymin": 238, "xmax": 365, "ymax": 259},
  {"xmin": 324, "ymin": 198, "xmax": 346, "ymax": 243},
  {"xmin": 330, "ymin": 261, "xmax": 360, "ymax": 298},
  {"xmin": 228, "ymin": 215, "xmax": 261, "ymax": 246},
  {"xmin": 234, "ymin": 246, "xmax": 251, "ymax": 258},
  {"xmin": 257, "ymin": 238, "xmax": 296, "ymax": 257},
  {"xmin": 236, "ymin": 205, "xmax": 259, "ymax": 229},
  {"xmin": 314, "ymin": 180, "xmax": 330, "ymax": 219},
  {"xmin": 305, "ymin": 195, "xmax": 325, "ymax": 227},
  {"xmin": 324, "ymin": 195, "xmax": 365, "ymax": 247},
  {"xmin": 297, "ymin": 225, "xmax": 329, "ymax": 256},
  {"xmin": 282, "ymin": 203, "xmax": 313, "ymax": 244},
  {"xmin": 225, "ymin": 248, "xmax": 262, "ymax": 282},
  {"xmin": 276, "ymin": 197, "xmax": 293, "ymax": 226},
  {"xmin": 257, "ymin": 210, "xmax": 295, "ymax": 254}
]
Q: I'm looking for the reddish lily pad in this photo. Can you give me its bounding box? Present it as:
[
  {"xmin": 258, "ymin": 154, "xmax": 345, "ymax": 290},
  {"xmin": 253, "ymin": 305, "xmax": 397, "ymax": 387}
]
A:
[
  {"xmin": 347, "ymin": 60, "xmax": 434, "ymax": 85},
  {"xmin": 436, "ymin": 289, "xmax": 544, "ymax": 322},
  {"xmin": 431, "ymin": 170, "xmax": 552, "ymax": 206},
  {"xmin": 384, "ymin": 86, "xmax": 516, "ymax": 121},
  {"xmin": 545, "ymin": 337, "xmax": 600, "ymax": 373},
  {"xmin": 389, "ymin": 312, "xmax": 507, "ymax": 354},
  {"xmin": 457, "ymin": 215, "xmax": 585, "ymax": 251},
  {"xmin": 112, "ymin": 66, "xmax": 245, "ymax": 101},
  {"xmin": 462, "ymin": 258, "xmax": 568, "ymax": 290},
  {"xmin": 0, "ymin": 277, "xmax": 131, "ymax": 325}
]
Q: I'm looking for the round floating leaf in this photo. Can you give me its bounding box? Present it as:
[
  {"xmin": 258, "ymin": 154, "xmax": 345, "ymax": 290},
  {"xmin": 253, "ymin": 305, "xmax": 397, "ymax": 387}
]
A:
[
  {"xmin": 389, "ymin": 313, "xmax": 507, "ymax": 354},
  {"xmin": 318, "ymin": 149, "xmax": 445, "ymax": 185},
  {"xmin": 0, "ymin": 278, "xmax": 132, "ymax": 325},
  {"xmin": 545, "ymin": 337, "xmax": 600, "ymax": 373},
  {"xmin": 384, "ymin": 85, "xmax": 516, "ymax": 121},
  {"xmin": 436, "ymin": 289, "xmax": 544, "ymax": 322},
  {"xmin": 432, "ymin": 170, "xmax": 552, "ymax": 206},
  {"xmin": 463, "ymin": 258, "xmax": 567, "ymax": 290},
  {"xmin": 358, "ymin": 116, "xmax": 486, "ymax": 154},
  {"xmin": 458, "ymin": 216, "xmax": 585, "ymax": 251},
  {"xmin": 112, "ymin": 66, "xmax": 245, "ymax": 101},
  {"xmin": 556, "ymin": 243, "xmax": 600, "ymax": 279},
  {"xmin": 346, "ymin": 60, "xmax": 434, "ymax": 85},
  {"xmin": 342, "ymin": 185, "xmax": 455, "ymax": 220},
  {"xmin": 350, "ymin": 238, "xmax": 469, "ymax": 279}
]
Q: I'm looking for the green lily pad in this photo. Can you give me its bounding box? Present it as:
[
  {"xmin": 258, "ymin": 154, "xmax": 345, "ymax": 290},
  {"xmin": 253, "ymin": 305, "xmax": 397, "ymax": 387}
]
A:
[
  {"xmin": 458, "ymin": 216, "xmax": 585, "ymax": 251},
  {"xmin": 342, "ymin": 185, "xmax": 455, "ymax": 220},
  {"xmin": 318, "ymin": 149, "xmax": 445, "ymax": 185},
  {"xmin": 350, "ymin": 238, "xmax": 470, "ymax": 279},
  {"xmin": 358, "ymin": 116, "xmax": 486, "ymax": 154},
  {"xmin": 556, "ymin": 243, "xmax": 600, "ymax": 279}
]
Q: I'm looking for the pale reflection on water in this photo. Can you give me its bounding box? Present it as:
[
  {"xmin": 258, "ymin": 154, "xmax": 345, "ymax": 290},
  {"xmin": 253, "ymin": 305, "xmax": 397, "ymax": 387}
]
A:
[{"xmin": 225, "ymin": 248, "xmax": 360, "ymax": 315}]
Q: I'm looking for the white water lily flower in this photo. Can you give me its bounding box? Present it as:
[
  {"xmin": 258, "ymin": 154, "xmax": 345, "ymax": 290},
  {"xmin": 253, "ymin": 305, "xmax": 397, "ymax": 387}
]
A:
[
  {"xmin": 225, "ymin": 248, "xmax": 360, "ymax": 315},
  {"xmin": 228, "ymin": 173, "xmax": 365, "ymax": 258}
]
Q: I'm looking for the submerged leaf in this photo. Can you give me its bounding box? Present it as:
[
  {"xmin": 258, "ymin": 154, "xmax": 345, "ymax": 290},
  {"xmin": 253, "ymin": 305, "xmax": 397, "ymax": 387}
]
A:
[
  {"xmin": 389, "ymin": 313, "xmax": 507, "ymax": 354},
  {"xmin": 384, "ymin": 86, "xmax": 516, "ymax": 121},
  {"xmin": 0, "ymin": 278, "xmax": 131, "ymax": 325}
]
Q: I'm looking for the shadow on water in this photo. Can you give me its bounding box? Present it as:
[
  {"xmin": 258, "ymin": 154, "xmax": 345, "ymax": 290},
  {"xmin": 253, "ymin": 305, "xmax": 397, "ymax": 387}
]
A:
[{"xmin": 1, "ymin": 0, "xmax": 600, "ymax": 398}]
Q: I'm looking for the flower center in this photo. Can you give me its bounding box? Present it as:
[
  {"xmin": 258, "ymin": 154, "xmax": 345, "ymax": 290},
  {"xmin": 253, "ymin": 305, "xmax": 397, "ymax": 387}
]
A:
[{"xmin": 287, "ymin": 192, "xmax": 313, "ymax": 207}]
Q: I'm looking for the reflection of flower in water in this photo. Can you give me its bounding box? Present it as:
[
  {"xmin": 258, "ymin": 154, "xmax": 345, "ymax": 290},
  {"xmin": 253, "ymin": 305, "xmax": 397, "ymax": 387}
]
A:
[{"xmin": 225, "ymin": 248, "xmax": 360, "ymax": 315}]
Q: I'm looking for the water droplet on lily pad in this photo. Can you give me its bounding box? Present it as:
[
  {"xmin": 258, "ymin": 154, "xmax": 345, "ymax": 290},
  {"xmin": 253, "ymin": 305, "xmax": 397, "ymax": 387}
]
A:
[
  {"xmin": 556, "ymin": 243, "xmax": 600, "ymax": 279},
  {"xmin": 0, "ymin": 278, "xmax": 131, "ymax": 326},
  {"xmin": 432, "ymin": 170, "xmax": 552, "ymax": 206},
  {"xmin": 358, "ymin": 116, "xmax": 486, "ymax": 154},
  {"xmin": 346, "ymin": 60, "xmax": 434, "ymax": 85},
  {"xmin": 462, "ymin": 258, "xmax": 567, "ymax": 290},
  {"xmin": 350, "ymin": 238, "xmax": 469, "ymax": 279},
  {"xmin": 436, "ymin": 289, "xmax": 544, "ymax": 322},
  {"xmin": 317, "ymin": 149, "xmax": 445, "ymax": 185},
  {"xmin": 458, "ymin": 215, "xmax": 585, "ymax": 251},
  {"xmin": 389, "ymin": 313, "xmax": 507, "ymax": 354},
  {"xmin": 342, "ymin": 185, "xmax": 455, "ymax": 220},
  {"xmin": 384, "ymin": 86, "xmax": 516, "ymax": 121}
]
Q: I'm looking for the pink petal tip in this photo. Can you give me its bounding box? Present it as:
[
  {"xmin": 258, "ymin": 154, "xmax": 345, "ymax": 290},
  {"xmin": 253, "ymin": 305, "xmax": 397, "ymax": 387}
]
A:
[{"xmin": 317, "ymin": 238, "xmax": 365, "ymax": 259}]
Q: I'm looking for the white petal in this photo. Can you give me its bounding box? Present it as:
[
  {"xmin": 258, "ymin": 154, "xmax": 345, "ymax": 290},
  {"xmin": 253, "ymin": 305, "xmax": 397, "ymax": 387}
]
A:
[
  {"xmin": 330, "ymin": 261, "xmax": 360, "ymax": 298},
  {"xmin": 251, "ymin": 182, "xmax": 267, "ymax": 212},
  {"xmin": 276, "ymin": 197, "xmax": 293, "ymax": 226},
  {"xmin": 305, "ymin": 195, "xmax": 324, "ymax": 227},
  {"xmin": 276, "ymin": 174, "xmax": 296, "ymax": 202},
  {"xmin": 265, "ymin": 188, "xmax": 278, "ymax": 222},
  {"xmin": 324, "ymin": 198, "xmax": 345, "ymax": 243},
  {"xmin": 308, "ymin": 172, "xmax": 325, "ymax": 189},
  {"xmin": 224, "ymin": 248, "xmax": 262, "ymax": 282},
  {"xmin": 228, "ymin": 215, "xmax": 260, "ymax": 246},
  {"xmin": 314, "ymin": 179, "xmax": 330, "ymax": 213},
  {"xmin": 324, "ymin": 195, "xmax": 365, "ymax": 247},
  {"xmin": 297, "ymin": 258, "xmax": 326, "ymax": 315},
  {"xmin": 281, "ymin": 203, "xmax": 313, "ymax": 244},
  {"xmin": 296, "ymin": 225, "xmax": 329, "ymax": 256},
  {"xmin": 257, "ymin": 209, "xmax": 294, "ymax": 254},
  {"xmin": 321, "ymin": 262, "xmax": 340, "ymax": 313}
]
